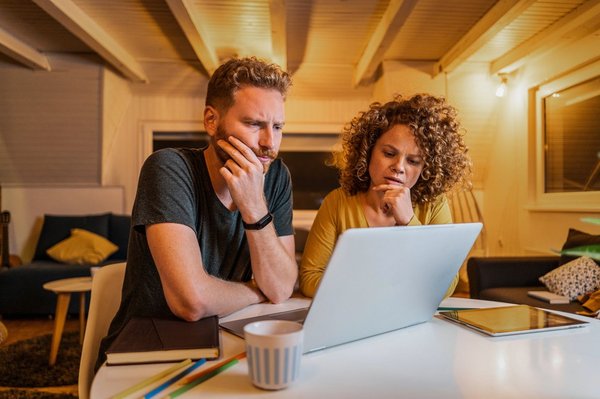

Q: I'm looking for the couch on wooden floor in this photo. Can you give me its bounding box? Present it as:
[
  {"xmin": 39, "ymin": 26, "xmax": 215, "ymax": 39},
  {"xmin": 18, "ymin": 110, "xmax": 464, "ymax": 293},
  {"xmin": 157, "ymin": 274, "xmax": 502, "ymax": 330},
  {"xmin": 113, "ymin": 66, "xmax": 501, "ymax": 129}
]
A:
[{"xmin": 0, "ymin": 213, "xmax": 130, "ymax": 316}]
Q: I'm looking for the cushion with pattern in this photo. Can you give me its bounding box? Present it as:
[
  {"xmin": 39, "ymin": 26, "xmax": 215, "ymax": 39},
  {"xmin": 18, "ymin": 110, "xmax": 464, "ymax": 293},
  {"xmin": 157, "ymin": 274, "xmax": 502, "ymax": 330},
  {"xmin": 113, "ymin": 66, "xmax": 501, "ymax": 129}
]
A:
[{"xmin": 539, "ymin": 256, "xmax": 600, "ymax": 300}]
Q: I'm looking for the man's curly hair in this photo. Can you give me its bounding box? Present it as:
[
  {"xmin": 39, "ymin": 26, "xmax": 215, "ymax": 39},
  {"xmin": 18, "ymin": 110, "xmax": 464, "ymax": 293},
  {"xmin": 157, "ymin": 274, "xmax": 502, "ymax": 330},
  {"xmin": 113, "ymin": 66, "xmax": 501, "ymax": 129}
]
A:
[
  {"xmin": 206, "ymin": 56, "xmax": 291, "ymax": 112},
  {"xmin": 336, "ymin": 94, "xmax": 471, "ymax": 204}
]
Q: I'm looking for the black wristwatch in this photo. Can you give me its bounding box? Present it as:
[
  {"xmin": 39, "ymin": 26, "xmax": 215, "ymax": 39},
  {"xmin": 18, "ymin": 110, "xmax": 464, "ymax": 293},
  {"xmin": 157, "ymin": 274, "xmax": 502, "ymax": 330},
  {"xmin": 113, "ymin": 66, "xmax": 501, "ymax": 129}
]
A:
[{"xmin": 243, "ymin": 212, "xmax": 273, "ymax": 230}]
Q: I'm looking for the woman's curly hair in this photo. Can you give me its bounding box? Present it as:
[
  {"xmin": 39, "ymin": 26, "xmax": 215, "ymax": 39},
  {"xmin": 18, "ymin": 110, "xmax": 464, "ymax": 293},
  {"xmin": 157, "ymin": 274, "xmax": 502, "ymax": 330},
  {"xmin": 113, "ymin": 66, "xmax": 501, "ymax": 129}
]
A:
[{"xmin": 335, "ymin": 94, "xmax": 471, "ymax": 204}]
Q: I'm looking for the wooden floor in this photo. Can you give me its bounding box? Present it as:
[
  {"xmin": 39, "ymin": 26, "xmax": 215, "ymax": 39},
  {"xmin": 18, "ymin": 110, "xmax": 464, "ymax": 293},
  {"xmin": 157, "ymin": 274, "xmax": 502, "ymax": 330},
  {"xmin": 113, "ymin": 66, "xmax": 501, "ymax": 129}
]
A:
[{"xmin": 0, "ymin": 317, "xmax": 80, "ymax": 396}]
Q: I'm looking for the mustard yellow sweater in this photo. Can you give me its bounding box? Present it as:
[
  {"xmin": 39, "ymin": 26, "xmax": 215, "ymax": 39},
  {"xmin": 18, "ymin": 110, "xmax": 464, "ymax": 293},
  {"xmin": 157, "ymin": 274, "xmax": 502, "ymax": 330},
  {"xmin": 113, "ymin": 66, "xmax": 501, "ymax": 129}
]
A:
[{"xmin": 299, "ymin": 188, "xmax": 458, "ymax": 298}]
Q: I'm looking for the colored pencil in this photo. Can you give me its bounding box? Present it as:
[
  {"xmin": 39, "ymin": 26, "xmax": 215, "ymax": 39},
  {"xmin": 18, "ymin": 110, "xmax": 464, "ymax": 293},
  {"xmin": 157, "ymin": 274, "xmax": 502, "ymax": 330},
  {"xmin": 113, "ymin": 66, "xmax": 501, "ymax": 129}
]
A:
[
  {"xmin": 143, "ymin": 358, "xmax": 206, "ymax": 398},
  {"xmin": 112, "ymin": 359, "xmax": 192, "ymax": 399},
  {"xmin": 179, "ymin": 352, "xmax": 247, "ymax": 385},
  {"xmin": 162, "ymin": 357, "xmax": 242, "ymax": 398}
]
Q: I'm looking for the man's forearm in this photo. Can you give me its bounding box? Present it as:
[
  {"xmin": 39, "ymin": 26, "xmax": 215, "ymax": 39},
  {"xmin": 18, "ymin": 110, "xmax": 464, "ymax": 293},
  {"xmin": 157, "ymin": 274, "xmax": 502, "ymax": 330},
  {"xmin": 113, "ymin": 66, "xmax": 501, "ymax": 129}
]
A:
[
  {"xmin": 173, "ymin": 276, "xmax": 266, "ymax": 321},
  {"xmin": 245, "ymin": 225, "xmax": 297, "ymax": 303},
  {"xmin": 148, "ymin": 223, "xmax": 266, "ymax": 321},
  {"xmin": 201, "ymin": 277, "xmax": 266, "ymax": 318}
]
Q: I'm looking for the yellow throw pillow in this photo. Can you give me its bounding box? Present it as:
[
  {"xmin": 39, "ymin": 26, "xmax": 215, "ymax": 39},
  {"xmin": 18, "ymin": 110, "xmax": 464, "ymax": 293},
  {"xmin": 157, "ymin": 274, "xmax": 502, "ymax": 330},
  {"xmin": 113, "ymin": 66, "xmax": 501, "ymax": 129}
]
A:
[{"xmin": 46, "ymin": 228, "xmax": 118, "ymax": 265}]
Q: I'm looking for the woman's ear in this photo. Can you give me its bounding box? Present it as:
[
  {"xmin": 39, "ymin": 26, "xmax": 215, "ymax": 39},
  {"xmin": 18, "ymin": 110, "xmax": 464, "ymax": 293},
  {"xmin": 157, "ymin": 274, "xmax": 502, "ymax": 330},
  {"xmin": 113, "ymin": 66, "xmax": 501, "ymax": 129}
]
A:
[{"xmin": 204, "ymin": 106, "xmax": 218, "ymax": 136}]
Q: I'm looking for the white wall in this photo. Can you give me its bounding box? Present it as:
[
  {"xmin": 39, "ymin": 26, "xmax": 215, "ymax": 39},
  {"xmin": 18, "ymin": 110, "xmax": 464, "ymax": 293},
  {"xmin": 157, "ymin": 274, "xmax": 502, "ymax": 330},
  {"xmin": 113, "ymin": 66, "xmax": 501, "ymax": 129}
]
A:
[
  {"xmin": 481, "ymin": 84, "xmax": 524, "ymax": 255},
  {"xmin": 102, "ymin": 68, "xmax": 133, "ymax": 186},
  {"xmin": 487, "ymin": 32, "xmax": 600, "ymax": 255}
]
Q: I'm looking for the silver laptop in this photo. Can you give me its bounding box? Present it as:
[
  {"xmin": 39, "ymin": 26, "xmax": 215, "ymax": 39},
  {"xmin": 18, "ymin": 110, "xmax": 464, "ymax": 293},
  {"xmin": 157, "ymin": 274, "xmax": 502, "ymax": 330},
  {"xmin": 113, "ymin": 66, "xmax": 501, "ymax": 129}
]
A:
[{"xmin": 220, "ymin": 222, "xmax": 482, "ymax": 354}]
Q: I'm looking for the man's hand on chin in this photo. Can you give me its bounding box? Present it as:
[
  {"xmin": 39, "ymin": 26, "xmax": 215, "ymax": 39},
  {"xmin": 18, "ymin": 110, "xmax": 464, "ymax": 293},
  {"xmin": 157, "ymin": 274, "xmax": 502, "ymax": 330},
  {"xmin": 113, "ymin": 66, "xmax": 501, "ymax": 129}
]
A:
[{"xmin": 217, "ymin": 136, "xmax": 268, "ymax": 217}]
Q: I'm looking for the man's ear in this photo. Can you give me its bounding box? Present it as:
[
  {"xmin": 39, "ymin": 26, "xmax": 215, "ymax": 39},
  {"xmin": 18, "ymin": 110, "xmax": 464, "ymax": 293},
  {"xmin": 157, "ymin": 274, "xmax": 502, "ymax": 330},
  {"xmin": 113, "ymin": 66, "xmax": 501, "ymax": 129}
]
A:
[{"xmin": 204, "ymin": 106, "xmax": 219, "ymax": 136}]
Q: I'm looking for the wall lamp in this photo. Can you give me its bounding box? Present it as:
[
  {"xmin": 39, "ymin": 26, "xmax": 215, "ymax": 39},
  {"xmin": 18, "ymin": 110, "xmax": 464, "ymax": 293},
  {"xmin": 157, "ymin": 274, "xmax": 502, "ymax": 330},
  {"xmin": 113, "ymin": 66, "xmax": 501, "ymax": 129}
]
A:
[{"xmin": 495, "ymin": 74, "xmax": 508, "ymax": 97}]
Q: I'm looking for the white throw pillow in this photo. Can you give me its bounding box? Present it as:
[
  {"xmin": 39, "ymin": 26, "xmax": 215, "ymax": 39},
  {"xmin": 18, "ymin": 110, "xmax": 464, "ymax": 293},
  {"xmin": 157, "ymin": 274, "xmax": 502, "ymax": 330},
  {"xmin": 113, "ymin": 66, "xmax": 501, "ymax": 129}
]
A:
[{"xmin": 539, "ymin": 256, "xmax": 600, "ymax": 300}]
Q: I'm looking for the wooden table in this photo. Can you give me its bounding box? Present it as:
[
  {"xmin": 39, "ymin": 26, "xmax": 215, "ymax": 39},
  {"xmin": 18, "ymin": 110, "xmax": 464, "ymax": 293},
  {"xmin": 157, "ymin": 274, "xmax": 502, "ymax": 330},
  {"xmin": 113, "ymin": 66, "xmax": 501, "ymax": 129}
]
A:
[{"xmin": 43, "ymin": 276, "xmax": 92, "ymax": 366}]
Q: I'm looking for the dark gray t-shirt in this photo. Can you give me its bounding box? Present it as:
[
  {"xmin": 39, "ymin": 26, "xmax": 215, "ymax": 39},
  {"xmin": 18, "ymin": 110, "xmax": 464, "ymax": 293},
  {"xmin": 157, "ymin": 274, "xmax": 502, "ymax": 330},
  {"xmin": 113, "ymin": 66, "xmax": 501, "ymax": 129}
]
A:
[{"xmin": 96, "ymin": 147, "xmax": 293, "ymax": 368}]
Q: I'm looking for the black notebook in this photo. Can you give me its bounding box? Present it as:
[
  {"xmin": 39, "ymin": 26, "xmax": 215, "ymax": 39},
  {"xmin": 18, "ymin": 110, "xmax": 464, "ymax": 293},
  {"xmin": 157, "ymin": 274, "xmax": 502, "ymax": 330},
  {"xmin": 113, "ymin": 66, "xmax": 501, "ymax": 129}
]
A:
[{"xmin": 106, "ymin": 316, "xmax": 220, "ymax": 365}]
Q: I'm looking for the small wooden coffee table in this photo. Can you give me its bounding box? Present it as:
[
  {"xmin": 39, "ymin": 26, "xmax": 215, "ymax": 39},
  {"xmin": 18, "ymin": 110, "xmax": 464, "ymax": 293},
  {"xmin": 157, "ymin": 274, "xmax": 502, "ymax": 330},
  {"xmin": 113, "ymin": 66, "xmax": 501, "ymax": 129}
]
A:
[{"xmin": 43, "ymin": 276, "xmax": 92, "ymax": 366}]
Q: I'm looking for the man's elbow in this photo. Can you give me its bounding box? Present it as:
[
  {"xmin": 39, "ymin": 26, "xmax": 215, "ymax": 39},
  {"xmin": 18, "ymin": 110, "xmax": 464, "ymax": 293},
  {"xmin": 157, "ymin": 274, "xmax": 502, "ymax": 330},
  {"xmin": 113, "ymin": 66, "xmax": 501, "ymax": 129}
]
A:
[
  {"xmin": 169, "ymin": 297, "xmax": 210, "ymax": 322},
  {"xmin": 265, "ymin": 284, "xmax": 294, "ymax": 304}
]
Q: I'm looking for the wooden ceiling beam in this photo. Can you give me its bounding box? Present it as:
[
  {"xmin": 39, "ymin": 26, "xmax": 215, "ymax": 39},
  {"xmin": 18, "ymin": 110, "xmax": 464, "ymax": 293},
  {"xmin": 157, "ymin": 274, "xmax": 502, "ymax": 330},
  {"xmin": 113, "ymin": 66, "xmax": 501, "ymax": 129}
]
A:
[
  {"xmin": 0, "ymin": 26, "xmax": 51, "ymax": 70},
  {"xmin": 491, "ymin": 0, "xmax": 600, "ymax": 75},
  {"xmin": 32, "ymin": 0, "xmax": 147, "ymax": 83},
  {"xmin": 269, "ymin": 0, "xmax": 287, "ymax": 70},
  {"xmin": 165, "ymin": 0, "xmax": 219, "ymax": 76},
  {"xmin": 433, "ymin": 0, "xmax": 536, "ymax": 77},
  {"xmin": 353, "ymin": 0, "xmax": 418, "ymax": 87}
]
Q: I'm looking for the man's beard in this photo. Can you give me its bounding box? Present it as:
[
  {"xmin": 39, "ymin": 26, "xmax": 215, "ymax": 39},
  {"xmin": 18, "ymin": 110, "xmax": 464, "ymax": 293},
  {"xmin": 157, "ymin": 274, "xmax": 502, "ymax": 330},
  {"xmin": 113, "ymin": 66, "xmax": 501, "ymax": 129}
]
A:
[{"xmin": 213, "ymin": 124, "xmax": 277, "ymax": 173}]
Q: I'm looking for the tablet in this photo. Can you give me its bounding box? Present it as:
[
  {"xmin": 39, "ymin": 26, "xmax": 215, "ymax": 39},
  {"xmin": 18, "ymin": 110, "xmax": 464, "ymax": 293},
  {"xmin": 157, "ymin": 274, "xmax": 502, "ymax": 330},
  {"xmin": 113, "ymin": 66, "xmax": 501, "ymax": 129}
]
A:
[{"xmin": 438, "ymin": 305, "xmax": 589, "ymax": 336}]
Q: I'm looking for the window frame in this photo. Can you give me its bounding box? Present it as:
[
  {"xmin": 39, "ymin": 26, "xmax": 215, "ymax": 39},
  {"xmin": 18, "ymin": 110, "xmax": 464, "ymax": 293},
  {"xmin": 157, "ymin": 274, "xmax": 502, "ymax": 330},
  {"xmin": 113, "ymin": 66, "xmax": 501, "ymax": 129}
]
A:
[{"xmin": 532, "ymin": 59, "xmax": 600, "ymax": 212}]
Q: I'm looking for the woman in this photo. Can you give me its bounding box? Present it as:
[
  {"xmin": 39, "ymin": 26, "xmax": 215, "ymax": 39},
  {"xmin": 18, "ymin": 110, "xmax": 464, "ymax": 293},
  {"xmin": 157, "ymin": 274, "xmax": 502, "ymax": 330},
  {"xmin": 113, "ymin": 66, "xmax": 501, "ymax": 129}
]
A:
[{"xmin": 299, "ymin": 94, "xmax": 471, "ymax": 298}]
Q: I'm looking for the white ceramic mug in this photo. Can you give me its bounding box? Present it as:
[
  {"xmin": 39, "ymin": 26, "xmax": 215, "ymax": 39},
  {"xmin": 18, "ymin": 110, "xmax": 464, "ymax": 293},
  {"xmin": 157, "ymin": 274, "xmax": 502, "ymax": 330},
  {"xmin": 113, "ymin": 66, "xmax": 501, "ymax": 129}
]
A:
[{"xmin": 244, "ymin": 320, "xmax": 303, "ymax": 390}]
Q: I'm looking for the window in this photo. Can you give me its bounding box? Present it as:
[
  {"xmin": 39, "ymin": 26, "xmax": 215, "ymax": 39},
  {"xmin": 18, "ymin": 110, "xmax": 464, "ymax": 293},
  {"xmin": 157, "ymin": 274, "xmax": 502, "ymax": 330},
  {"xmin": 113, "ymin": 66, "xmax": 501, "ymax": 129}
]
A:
[
  {"xmin": 534, "ymin": 60, "xmax": 600, "ymax": 211},
  {"xmin": 278, "ymin": 151, "xmax": 339, "ymax": 209},
  {"xmin": 543, "ymin": 77, "xmax": 600, "ymax": 193}
]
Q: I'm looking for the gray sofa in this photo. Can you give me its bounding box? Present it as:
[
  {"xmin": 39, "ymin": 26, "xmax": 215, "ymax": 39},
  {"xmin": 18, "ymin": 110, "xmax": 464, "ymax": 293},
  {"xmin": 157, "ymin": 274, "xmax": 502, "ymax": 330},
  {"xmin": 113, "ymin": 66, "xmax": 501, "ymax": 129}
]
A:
[{"xmin": 0, "ymin": 213, "xmax": 130, "ymax": 316}]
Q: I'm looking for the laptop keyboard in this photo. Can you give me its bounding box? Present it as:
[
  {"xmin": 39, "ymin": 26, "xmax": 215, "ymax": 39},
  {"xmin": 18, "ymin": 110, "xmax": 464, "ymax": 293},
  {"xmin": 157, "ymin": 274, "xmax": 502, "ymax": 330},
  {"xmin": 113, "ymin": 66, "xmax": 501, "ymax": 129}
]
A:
[{"xmin": 220, "ymin": 307, "xmax": 309, "ymax": 338}]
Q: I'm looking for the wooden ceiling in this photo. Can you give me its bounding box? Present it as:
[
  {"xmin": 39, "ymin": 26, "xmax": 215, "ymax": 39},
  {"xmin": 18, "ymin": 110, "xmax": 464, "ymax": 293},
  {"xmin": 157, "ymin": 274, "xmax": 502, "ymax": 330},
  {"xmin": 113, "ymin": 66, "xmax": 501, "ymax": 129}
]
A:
[{"xmin": 1, "ymin": 0, "xmax": 598, "ymax": 97}]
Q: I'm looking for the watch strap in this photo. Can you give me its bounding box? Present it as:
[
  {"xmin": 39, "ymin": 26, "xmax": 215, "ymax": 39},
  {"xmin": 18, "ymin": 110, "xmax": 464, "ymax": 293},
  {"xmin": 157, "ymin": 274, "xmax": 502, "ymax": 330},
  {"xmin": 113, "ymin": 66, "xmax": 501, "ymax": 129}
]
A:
[{"xmin": 243, "ymin": 212, "xmax": 273, "ymax": 230}]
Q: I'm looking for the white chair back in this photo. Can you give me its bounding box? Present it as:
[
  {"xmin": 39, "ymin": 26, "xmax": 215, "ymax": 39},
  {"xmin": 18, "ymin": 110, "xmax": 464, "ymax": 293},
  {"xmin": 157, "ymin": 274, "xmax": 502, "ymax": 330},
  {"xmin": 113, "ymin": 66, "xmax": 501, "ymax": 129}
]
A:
[{"xmin": 78, "ymin": 262, "xmax": 126, "ymax": 399}]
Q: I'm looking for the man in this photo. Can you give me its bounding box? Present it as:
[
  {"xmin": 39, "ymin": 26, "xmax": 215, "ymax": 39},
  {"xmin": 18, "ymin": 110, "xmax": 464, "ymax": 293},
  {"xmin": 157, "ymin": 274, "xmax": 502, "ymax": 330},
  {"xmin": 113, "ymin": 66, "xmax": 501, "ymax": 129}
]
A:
[{"xmin": 96, "ymin": 57, "xmax": 297, "ymax": 368}]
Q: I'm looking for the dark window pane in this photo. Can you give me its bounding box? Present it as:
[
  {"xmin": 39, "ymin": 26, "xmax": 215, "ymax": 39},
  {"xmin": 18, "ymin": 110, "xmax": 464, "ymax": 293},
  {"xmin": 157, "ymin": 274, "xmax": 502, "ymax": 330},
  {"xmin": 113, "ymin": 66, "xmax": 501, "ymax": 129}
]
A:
[
  {"xmin": 279, "ymin": 151, "xmax": 339, "ymax": 210},
  {"xmin": 153, "ymin": 131, "xmax": 209, "ymax": 152},
  {"xmin": 543, "ymin": 76, "xmax": 600, "ymax": 193}
]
